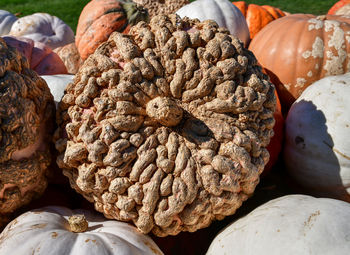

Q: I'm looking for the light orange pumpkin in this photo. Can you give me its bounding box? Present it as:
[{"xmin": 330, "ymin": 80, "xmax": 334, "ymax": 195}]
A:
[
  {"xmin": 328, "ymin": 0, "xmax": 350, "ymax": 14},
  {"xmin": 232, "ymin": 1, "xmax": 285, "ymax": 39},
  {"xmin": 76, "ymin": 0, "xmax": 149, "ymax": 60},
  {"xmin": 3, "ymin": 36, "xmax": 67, "ymax": 75},
  {"xmin": 249, "ymin": 14, "xmax": 350, "ymax": 111}
]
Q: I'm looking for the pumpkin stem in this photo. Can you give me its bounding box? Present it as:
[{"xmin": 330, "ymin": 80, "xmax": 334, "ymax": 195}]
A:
[
  {"xmin": 316, "ymin": 15, "xmax": 327, "ymax": 21},
  {"xmin": 68, "ymin": 214, "xmax": 88, "ymax": 233},
  {"xmin": 121, "ymin": 0, "xmax": 149, "ymax": 26}
]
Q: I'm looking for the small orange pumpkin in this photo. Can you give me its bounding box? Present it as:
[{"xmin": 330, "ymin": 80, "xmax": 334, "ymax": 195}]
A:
[
  {"xmin": 76, "ymin": 0, "xmax": 149, "ymax": 60},
  {"xmin": 232, "ymin": 1, "xmax": 285, "ymax": 39},
  {"xmin": 328, "ymin": 0, "xmax": 350, "ymax": 14}
]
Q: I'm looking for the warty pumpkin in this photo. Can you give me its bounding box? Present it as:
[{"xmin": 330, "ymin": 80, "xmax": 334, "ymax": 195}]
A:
[
  {"xmin": 54, "ymin": 43, "xmax": 83, "ymax": 74},
  {"xmin": 54, "ymin": 14, "xmax": 276, "ymax": 237},
  {"xmin": 0, "ymin": 37, "xmax": 55, "ymax": 225},
  {"xmin": 133, "ymin": 0, "xmax": 188, "ymax": 18},
  {"xmin": 284, "ymin": 73, "xmax": 350, "ymax": 201},
  {"xmin": 75, "ymin": 0, "xmax": 149, "ymax": 60},
  {"xmin": 232, "ymin": 1, "xmax": 285, "ymax": 39},
  {"xmin": 0, "ymin": 206, "xmax": 164, "ymax": 255},
  {"xmin": 249, "ymin": 14, "xmax": 350, "ymax": 111}
]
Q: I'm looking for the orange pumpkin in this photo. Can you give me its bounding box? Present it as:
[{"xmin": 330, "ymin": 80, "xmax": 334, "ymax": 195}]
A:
[
  {"xmin": 249, "ymin": 14, "xmax": 350, "ymax": 111},
  {"xmin": 232, "ymin": 1, "xmax": 285, "ymax": 39},
  {"xmin": 76, "ymin": 0, "xmax": 149, "ymax": 60},
  {"xmin": 328, "ymin": 0, "xmax": 350, "ymax": 14}
]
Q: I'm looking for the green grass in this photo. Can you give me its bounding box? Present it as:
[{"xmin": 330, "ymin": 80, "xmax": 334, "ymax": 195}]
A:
[
  {"xmin": 241, "ymin": 0, "xmax": 336, "ymax": 15},
  {"xmin": 0, "ymin": 0, "xmax": 338, "ymax": 33},
  {"xmin": 0, "ymin": 0, "xmax": 90, "ymax": 32}
]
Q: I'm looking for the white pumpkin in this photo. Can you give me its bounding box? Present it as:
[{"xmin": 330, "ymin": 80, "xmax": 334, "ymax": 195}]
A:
[
  {"xmin": 41, "ymin": 74, "xmax": 74, "ymax": 106},
  {"xmin": 0, "ymin": 206, "xmax": 164, "ymax": 255},
  {"xmin": 10, "ymin": 13, "xmax": 74, "ymax": 49},
  {"xmin": 207, "ymin": 195, "xmax": 350, "ymax": 255},
  {"xmin": 0, "ymin": 10, "xmax": 17, "ymax": 36},
  {"xmin": 176, "ymin": 0, "xmax": 250, "ymax": 46},
  {"xmin": 284, "ymin": 73, "xmax": 350, "ymax": 201}
]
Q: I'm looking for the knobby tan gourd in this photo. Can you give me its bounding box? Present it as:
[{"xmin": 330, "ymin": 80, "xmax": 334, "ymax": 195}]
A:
[
  {"xmin": 133, "ymin": 0, "xmax": 188, "ymax": 18},
  {"xmin": 55, "ymin": 14, "xmax": 276, "ymax": 237}
]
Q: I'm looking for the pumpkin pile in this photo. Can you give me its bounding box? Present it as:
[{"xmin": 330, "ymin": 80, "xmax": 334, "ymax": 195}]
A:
[
  {"xmin": 54, "ymin": 14, "xmax": 276, "ymax": 237},
  {"xmin": 0, "ymin": 0, "xmax": 350, "ymax": 254}
]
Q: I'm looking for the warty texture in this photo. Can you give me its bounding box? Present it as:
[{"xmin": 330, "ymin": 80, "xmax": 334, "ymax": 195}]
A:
[{"xmin": 0, "ymin": 37, "xmax": 55, "ymax": 217}]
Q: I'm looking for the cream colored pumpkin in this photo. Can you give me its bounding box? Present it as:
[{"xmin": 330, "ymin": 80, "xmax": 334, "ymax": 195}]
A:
[
  {"xmin": 0, "ymin": 10, "xmax": 17, "ymax": 36},
  {"xmin": 176, "ymin": 0, "xmax": 250, "ymax": 46},
  {"xmin": 10, "ymin": 13, "xmax": 74, "ymax": 49},
  {"xmin": 0, "ymin": 206, "xmax": 163, "ymax": 255},
  {"xmin": 284, "ymin": 73, "xmax": 350, "ymax": 201},
  {"xmin": 207, "ymin": 195, "xmax": 350, "ymax": 255},
  {"xmin": 41, "ymin": 74, "xmax": 74, "ymax": 106}
]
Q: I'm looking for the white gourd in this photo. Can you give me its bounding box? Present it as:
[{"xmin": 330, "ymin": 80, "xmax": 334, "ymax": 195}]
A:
[
  {"xmin": 0, "ymin": 206, "xmax": 164, "ymax": 255},
  {"xmin": 0, "ymin": 10, "xmax": 17, "ymax": 36},
  {"xmin": 10, "ymin": 13, "xmax": 74, "ymax": 49},
  {"xmin": 41, "ymin": 74, "xmax": 74, "ymax": 106},
  {"xmin": 207, "ymin": 195, "xmax": 350, "ymax": 255},
  {"xmin": 176, "ymin": 0, "xmax": 250, "ymax": 46},
  {"xmin": 284, "ymin": 73, "xmax": 350, "ymax": 201}
]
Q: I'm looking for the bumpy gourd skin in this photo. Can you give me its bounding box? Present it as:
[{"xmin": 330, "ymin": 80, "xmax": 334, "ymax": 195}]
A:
[
  {"xmin": 133, "ymin": 0, "xmax": 188, "ymax": 18},
  {"xmin": 0, "ymin": 38, "xmax": 55, "ymax": 219},
  {"xmin": 55, "ymin": 14, "xmax": 276, "ymax": 237}
]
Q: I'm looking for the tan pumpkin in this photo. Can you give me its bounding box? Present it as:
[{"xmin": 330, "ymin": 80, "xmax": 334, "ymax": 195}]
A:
[
  {"xmin": 232, "ymin": 1, "xmax": 285, "ymax": 39},
  {"xmin": 76, "ymin": 0, "xmax": 149, "ymax": 60},
  {"xmin": 3, "ymin": 36, "xmax": 67, "ymax": 75},
  {"xmin": 133, "ymin": 0, "xmax": 188, "ymax": 18},
  {"xmin": 55, "ymin": 14, "xmax": 276, "ymax": 237},
  {"xmin": 54, "ymin": 43, "xmax": 83, "ymax": 74},
  {"xmin": 249, "ymin": 14, "xmax": 350, "ymax": 111}
]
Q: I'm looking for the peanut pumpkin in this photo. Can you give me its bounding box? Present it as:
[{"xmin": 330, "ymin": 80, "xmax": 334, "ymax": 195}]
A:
[{"xmin": 55, "ymin": 14, "xmax": 276, "ymax": 237}]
